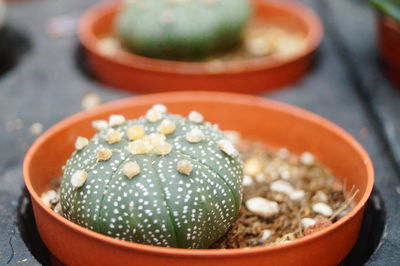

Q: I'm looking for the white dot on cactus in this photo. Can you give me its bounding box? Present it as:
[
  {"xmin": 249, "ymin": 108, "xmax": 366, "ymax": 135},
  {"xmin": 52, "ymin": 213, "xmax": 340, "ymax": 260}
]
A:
[
  {"xmin": 217, "ymin": 139, "xmax": 239, "ymax": 157},
  {"xmin": 188, "ymin": 111, "xmax": 204, "ymax": 123},
  {"xmin": 109, "ymin": 114, "xmax": 126, "ymax": 127},
  {"xmin": 123, "ymin": 162, "xmax": 141, "ymax": 179},
  {"xmin": 104, "ymin": 129, "xmax": 122, "ymax": 144},
  {"xmin": 245, "ymin": 197, "xmax": 279, "ymax": 218},
  {"xmin": 186, "ymin": 128, "xmax": 204, "ymax": 143},
  {"xmin": 159, "ymin": 119, "xmax": 176, "ymax": 135},
  {"xmin": 177, "ymin": 160, "xmax": 193, "ymax": 175},
  {"xmin": 71, "ymin": 170, "xmax": 88, "ymax": 189},
  {"xmin": 312, "ymin": 202, "xmax": 333, "ymax": 216},
  {"xmin": 146, "ymin": 109, "xmax": 163, "ymax": 122},
  {"xmin": 151, "ymin": 104, "xmax": 167, "ymax": 113},
  {"xmin": 75, "ymin": 136, "xmax": 89, "ymax": 151}
]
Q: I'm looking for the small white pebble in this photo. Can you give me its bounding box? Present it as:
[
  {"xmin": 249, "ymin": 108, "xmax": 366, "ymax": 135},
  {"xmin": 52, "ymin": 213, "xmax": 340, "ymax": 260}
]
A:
[
  {"xmin": 127, "ymin": 139, "xmax": 153, "ymax": 155},
  {"xmin": 300, "ymin": 152, "xmax": 315, "ymax": 166},
  {"xmin": 75, "ymin": 136, "xmax": 89, "ymax": 151},
  {"xmin": 188, "ymin": 111, "xmax": 204, "ymax": 123},
  {"xmin": 260, "ymin": 229, "xmax": 272, "ymax": 242},
  {"xmin": 270, "ymin": 180, "xmax": 294, "ymax": 195},
  {"xmin": 41, "ymin": 190, "xmax": 58, "ymax": 207},
  {"xmin": 97, "ymin": 148, "xmax": 112, "ymax": 161},
  {"xmin": 217, "ymin": 139, "xmax": 239, "ymax": 157},
  {"xmin": 146, "ymin": 109, "xmax": 162, "ymax": 122},
  {"xmin": 312, "ymin": 202, "xmax": 333, "ymax": 217},
  {"xmin": 244, "ymin": 158, "xmax": 263, "ymax": 177},
  {"xmin": 123, "ymin": 162, "xmax": 141, "ymax": 179},
  {"xmin": 153, "ymin": 141, "xmax": 172, "ymax": 155},
  {"xmin": 104, "ymin": 129, "xmax": 122, "ymax": 144},
  {"xmin": 245, "ymin": 197, "xmax": 279, "ymax": 218},
  {"xmin": 312, "ymin": 191, "xmax": 329, "ymax": 203},
  {"xmin": 71, "ymin": 170, "xmax": 88, "ymax": 189},
  {"xmin": 280, "ymin": 170, "xmax": 291, "ymax": 180},
  {"xmin": 151, "ymin": 104, "xmax": 167, "ymax": 113},
  {"xmin": 30, "ymin": 123, "xmax": 43, "ymax": 136},
  {"xmin": 81, "ymin": 93, "xmax": 101, "ymax": 110},
  {"xmin": 126, "ymin": 125, "xmax": 145, "ymax": 140},
  {"xmin": 186, "ymin": 128, "xmax": 204, "ymax": 143},
  {"xmin": 255, "ymin": 173, "xmax": 266, "ymax": 183},
  {"xmin": 159, "ymin": 119, "xmax": 176, "ymax": 135},
  {"xmin": 108, "ymin": 115, "xmax": 125, "ymax": 127},
  {"xmin": 92, "ymin": 120, "xmax": 108, "ymax": 131},
  {"xmin": 54, "ymin": 202, "xmax": 63, "ymax": 215},
  {"xmin": 177, "ymin": 160, "xmax": 193, "ymax": 175},
  {"xmin": 290, "ymin": 190, "xmax": 305, "ymax": 201},
  {"xmin": 301, "ymin": 217, "xmax": 316, "ymax": 229},
  {"xmin": 242, "ymin": 175, "xmax": 253, "ymax": 187}
]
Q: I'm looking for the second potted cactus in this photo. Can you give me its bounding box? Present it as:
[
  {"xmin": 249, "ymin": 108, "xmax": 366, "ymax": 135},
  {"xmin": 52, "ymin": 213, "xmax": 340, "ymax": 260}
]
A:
[
  {"xmin": 79, "ymin": 0, "xmax": 323, "ymax": 93},
  {"xmin": 370, "ymin": 0, "xmax": 400, "ymax": 88}
]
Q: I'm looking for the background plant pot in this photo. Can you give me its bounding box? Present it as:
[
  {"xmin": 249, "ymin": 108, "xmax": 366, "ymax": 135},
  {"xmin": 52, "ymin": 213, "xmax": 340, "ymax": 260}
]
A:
[
  {"xmin": 377, "ymin": 14, "xmax": 400, "ymax": 88},
  {"xmin": 23, "ymin": 91, "xmax": 373, "ymax": 266},
  {"xmin": 78, "ymin": 0, "xmax": 323, "ymax": 94}
]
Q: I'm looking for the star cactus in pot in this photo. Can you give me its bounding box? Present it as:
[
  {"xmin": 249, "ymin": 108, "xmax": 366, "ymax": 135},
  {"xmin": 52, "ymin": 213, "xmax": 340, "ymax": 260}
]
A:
[
  {"xmin": 115, "ymin": 0, "xmax": 252, "ymax": 60},
  {"xmin": 60, "ymin": 105, "xmax": 243, "ymax": 248},
  {"xmin": 369, "ymin": 0, "xmax": 400, "ymax": 88}
]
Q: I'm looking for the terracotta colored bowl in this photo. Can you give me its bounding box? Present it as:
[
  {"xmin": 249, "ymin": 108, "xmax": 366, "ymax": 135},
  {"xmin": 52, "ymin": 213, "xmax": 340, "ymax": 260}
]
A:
[
  {"xmin": 377, "ymin": 14, "xmax": 400, "ymax": 88},
  {"xmin": 24, "ymin": 91, "xmax": 373, "ymax": 266},
  {"xmin": 78, "ymin": 0, "xmax": 323, "ymax": 94}
]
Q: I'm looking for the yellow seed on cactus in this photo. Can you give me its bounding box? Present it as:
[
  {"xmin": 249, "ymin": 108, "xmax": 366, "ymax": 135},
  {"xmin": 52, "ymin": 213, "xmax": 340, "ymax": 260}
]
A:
[
  {"xmin": 97, "ymin": 148, "xmax": 112, "ymax": 161},
  {"xmin": 75, "ymin": 136, "xmax": 89, "ymax": 151},
  {"xmin": 104, "ymin": 129, "xmax": 122, "ymax": 144},
  {"xmin": 127, "ymin": 139, "xmax": 153, "ymax": 155},
  {"xmin": 159, "ymin": 119, "xmax": 176, "ymax": 135},
  {"xmin": 71, "ymin": 170, "xmax": 88, "ymax": 189},
  {"xmin": 123, "ymin": 162, "xmax": 141, "ymax": 179},
  {"xmin": 188, "ymin": 111, "xmax": 204, "ymax": 123},
  {"xmin": 109, "ymin": 114, "xmax": 126, "ymax": 127},
  {"xmin": 146, "ymin": 109, "xmax": 162, "ymax": 122},
  {"xmin": 177, "ymin": 160, "xmax": 193, "ymax": 175},
  {"xmin": 147, "ymin": 133, "xmax": 166, "ymax": 146},
  {"xmin": 154, "ymin": 141, "xmax": 172, "ymax": 155},
  {"xmin": 126, "ymin": 125, "xmax": 145, "ymax": 140},
  {"xmin": 186, "ymin": 128, "xmax": 204, "ymax": 143}
]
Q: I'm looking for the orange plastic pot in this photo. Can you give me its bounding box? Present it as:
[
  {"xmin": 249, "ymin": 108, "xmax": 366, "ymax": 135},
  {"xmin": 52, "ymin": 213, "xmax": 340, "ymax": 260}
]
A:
[
  {"xmin": 377, "ymin": 14, "xmax": 400, "ymax": 88},
  {"xmin": 24, "ymin": 91, "xmax": 373, "ymax": 266},
  {"xmin": 78, "ymin": 0, "xmax": 323, "ymax": 94}
]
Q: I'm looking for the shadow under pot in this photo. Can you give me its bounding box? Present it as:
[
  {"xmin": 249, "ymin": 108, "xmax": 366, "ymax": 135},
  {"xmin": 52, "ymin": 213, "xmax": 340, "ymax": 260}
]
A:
[
  {"xmin": 377, "ymin": 14, "xmax": 400, "ymax": 88},
  {"xmin": 23, "ymin": 91, "xmax": 373, "ymax": 266},
  {"xmin": 78, "ymin": 0, "xmax": 323, "ymax": 93}
]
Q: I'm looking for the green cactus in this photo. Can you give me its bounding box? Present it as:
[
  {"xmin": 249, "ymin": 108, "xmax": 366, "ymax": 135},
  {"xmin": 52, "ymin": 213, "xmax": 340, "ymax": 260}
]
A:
[
  {"xmin": 60, "ymin": 105, "xmax": 243, "ymax": 248},
  {"xmin": 115, "ymin": 0, "xmax": 252, "ymax": 60}
]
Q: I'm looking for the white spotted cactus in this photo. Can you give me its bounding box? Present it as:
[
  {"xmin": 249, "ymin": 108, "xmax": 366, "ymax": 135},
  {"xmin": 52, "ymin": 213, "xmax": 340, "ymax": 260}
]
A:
[
  {"xmin": 116, "ymin": 0, "xmax": 252, "ymax": 59},
  {"xmin": 60, "ymin": 105, "xmax": 243, "ymax": 248}
]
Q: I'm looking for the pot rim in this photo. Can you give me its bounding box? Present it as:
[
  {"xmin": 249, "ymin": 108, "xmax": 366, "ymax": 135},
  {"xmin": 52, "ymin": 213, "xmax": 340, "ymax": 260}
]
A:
[
  {"xmin": 23, "ymin": 91, "xmax": 374, "ymax": 257},
  {"xmin": 77, "ymin": 0, "xmax": 323, "ymax": 75}
]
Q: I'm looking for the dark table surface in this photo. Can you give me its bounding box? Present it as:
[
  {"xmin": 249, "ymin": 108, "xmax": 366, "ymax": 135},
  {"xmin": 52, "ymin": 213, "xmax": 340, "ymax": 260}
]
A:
[{"xmin": 0, "ymin": 0, "xmax": 399, "ymax": 265}]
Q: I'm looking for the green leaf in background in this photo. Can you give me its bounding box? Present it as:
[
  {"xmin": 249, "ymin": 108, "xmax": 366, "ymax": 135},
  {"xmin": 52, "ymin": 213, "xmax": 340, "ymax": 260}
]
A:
[{"xmin": 370, "ymin": 0, "xmax": 400, "ymax": 22}]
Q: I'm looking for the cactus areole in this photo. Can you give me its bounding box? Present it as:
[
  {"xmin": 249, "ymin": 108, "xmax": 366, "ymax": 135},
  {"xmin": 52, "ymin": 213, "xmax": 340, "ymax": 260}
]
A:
[
  {"xmin": 60, "ymin": 105, "xmax": 243, "ymax": 248},
  {"xmin": 115, "ymin": 0, "xmax": 252, "ymax": 60}
]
